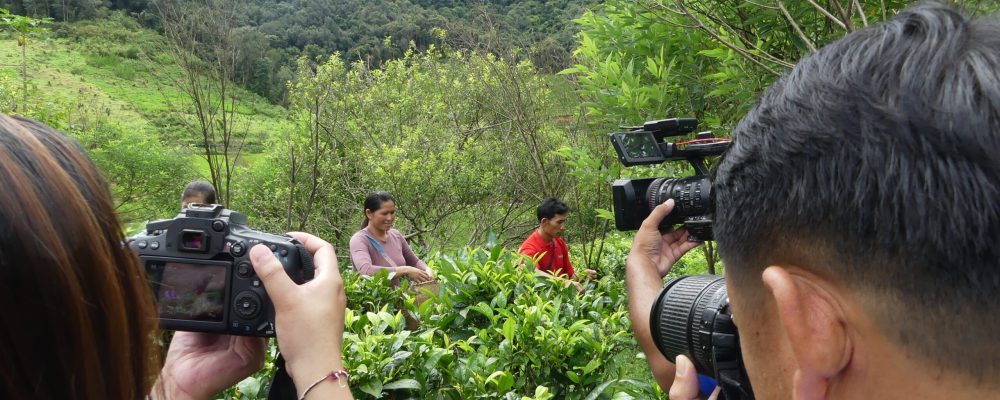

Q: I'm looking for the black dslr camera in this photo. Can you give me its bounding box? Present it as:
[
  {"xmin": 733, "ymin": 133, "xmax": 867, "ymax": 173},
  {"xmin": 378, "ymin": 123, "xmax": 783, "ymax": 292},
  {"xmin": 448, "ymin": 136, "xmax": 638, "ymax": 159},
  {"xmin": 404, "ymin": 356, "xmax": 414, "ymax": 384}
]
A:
[
  {"xmin": 611, "ymin": 118, "xmax": 753, "ymax": 399},
  {"xmin": 130, "ymin": 204, "xmax": 314, "ymax": 337},
  {"xmin": 609, "ymin": 117, "xmax": 728, "ymax": 241}
]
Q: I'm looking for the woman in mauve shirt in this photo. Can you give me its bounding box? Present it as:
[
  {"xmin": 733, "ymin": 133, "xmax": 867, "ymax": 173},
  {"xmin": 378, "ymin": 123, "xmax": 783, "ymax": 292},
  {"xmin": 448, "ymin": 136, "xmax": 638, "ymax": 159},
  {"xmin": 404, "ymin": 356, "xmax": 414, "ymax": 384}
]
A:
[{"xmin": 349, "ymin": 191, "xmax": 434, "ymax": 283}]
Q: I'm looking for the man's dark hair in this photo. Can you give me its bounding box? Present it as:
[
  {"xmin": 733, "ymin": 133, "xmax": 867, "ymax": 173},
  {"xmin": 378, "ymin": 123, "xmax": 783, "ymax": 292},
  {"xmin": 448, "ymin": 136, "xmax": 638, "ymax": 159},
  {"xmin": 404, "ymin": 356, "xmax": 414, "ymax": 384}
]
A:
[
  {"xmin": 536, "ymin": 197, "xmax": 569, "ymax": 222},
  {"xmin": 181, "ymin": 180, "xmax": 217, "ymax": 205},
  {"xmin": 713, "ymin": 2, "xmax": 1000, "ymax": 380}
]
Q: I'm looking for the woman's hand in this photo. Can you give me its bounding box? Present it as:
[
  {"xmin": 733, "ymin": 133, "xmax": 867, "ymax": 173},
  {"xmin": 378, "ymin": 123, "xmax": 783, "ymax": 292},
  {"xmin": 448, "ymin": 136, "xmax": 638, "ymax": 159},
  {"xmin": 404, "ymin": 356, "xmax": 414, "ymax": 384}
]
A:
[
  {"xmin": 398, "ymin": 265, "xmax": 433, "ymax": 283},
  {"xmin": 250, "ymin": 232, "xmax": 353, "ymax": 398},
  {"xmin": 154, "ymin": 333, "xmax": 265, "ymax": 399}
]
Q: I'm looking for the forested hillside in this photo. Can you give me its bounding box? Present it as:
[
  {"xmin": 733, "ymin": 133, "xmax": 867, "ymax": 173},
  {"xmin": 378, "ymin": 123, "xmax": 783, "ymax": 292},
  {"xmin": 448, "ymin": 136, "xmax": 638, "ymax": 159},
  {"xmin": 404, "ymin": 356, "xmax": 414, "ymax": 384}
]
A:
[{"xmin": 1, "ymin": 0, "xmax": 598, "ymax": 101}]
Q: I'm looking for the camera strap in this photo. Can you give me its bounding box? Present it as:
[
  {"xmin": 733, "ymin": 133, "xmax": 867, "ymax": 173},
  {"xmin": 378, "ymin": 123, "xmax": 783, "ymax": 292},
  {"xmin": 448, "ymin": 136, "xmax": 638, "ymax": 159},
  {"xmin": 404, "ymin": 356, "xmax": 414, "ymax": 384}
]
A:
[
  {"xmin": 546, "ymin": 240, "xmax": 556, "ymax": 271},
  {"xmin": 266, "ymin": 353, "xmax": 297, "ymax": 400}
]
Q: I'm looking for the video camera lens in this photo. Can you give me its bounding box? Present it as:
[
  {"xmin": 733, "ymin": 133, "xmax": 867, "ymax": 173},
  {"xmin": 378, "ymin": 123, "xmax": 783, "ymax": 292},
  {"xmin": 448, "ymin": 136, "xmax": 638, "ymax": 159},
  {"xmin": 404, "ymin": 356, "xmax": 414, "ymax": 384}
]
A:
[
  {"xmin": 651, "ymin": 274, "xmax": 726, "ymax": 374},
  {"xmin": 650, "ymin": 274, "xmax": 754, "ymax": 399},
  {"xmin": 646, "ymin": 176, "xmax": 712, "ymax": 225}
]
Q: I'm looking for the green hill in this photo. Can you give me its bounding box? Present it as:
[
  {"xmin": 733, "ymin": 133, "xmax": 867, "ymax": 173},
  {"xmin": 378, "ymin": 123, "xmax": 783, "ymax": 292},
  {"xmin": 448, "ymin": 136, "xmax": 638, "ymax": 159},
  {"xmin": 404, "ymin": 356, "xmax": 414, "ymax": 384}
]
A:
[
  {"xmin": 0, "ymin": 13, "xmax": 291, "ymax": 224},
  {"xmin": 0, "ymin": 13, "xmax": 290, "ymax": 149}
]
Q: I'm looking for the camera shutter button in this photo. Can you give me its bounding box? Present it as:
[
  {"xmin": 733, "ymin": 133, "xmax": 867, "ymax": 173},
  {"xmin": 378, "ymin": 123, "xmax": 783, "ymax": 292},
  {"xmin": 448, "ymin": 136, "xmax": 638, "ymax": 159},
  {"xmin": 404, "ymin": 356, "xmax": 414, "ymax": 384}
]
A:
[{"xmin": 231, "ymin": 241, "xmax": 247, "ymax": 257}]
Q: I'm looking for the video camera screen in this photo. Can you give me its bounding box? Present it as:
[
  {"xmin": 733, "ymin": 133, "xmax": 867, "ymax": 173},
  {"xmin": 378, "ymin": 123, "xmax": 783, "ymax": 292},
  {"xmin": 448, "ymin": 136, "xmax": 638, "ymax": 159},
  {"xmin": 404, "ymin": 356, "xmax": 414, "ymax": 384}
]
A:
[
  {"xmin": 146, "ymin": 261, "xmax": 227, "ymax": 322},
  {"xmin": 618, "ymin": 132, "xmax": 661, "ymax": 158}
]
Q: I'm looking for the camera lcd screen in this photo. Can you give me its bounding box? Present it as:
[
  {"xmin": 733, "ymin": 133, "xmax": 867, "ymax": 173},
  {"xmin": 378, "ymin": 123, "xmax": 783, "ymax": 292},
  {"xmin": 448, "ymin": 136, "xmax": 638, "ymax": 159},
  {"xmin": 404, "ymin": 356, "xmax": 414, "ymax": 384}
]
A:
[
  {"xmin": 146, "ymin": 261, "xmax": 227, "ymax": 322},
  {"xmin": 617, "ymin": 132, "xmax": 663, "ymax": 159}
]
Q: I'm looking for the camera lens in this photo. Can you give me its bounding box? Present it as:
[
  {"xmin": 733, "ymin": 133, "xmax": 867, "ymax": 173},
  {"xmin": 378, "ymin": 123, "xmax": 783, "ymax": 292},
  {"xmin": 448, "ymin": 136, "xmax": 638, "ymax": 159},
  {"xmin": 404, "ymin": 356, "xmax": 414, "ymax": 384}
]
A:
[
  {"xmin": 646, "ymin": 176, "xmax": 711, "ymax": 224},
  {"xmin": 650, "ymin": 274, "xmax": 728, "ymax": 376}
]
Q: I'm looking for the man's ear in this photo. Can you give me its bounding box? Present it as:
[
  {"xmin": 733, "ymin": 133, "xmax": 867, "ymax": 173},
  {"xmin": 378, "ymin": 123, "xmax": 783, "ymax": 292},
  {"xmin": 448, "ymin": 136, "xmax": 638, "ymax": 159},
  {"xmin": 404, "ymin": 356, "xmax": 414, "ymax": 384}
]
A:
[{"xmin": 761, "ymin": 266, "xmax": 851, "ymax": 400}]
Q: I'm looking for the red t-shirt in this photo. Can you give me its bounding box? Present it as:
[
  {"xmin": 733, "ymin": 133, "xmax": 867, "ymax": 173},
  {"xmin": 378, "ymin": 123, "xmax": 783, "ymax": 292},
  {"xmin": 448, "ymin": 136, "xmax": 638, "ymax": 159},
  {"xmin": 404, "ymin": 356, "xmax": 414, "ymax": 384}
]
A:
[{"xmin": 519, "ymin": 230, "xmax": 574, "ymax": 278}]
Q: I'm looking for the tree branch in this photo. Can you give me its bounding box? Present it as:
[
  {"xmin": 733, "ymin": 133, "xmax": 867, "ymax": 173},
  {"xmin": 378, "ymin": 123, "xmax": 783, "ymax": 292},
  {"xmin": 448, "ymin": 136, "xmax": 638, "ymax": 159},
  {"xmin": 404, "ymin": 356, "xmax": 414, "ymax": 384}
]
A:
[
  {"xmin": 852, "ymin": 0, "xmax": 869, "ymax": 27},
  {"xmin": 776, "ymin": 0, "xmax": 818, "ymax": 53},
  {"xmin": 804, "ymin": 0, "xmax": 847, "ymax": 30},
  {"xmin": 675, "ymin": 0, "xmax": 787, "ymax": 75}
]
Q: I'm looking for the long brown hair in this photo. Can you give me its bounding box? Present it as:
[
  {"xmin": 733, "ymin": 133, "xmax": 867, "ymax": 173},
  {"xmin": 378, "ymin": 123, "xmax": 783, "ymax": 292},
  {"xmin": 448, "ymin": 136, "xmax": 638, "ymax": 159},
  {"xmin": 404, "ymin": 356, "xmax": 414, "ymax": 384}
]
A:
[{"xmin": 0, "ymin": 116, "xmax": 160, "ymax": 398}]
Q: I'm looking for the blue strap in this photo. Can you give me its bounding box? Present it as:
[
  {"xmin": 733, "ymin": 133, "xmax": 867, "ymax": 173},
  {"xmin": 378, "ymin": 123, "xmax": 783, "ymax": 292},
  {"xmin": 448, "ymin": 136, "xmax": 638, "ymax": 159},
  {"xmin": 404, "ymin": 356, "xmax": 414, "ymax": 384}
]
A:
[
  {"xmin": 365, "ymin": 235, "xmax": 387, "ymax": 257},
  {"xmin": 365, "ymin": 235, "xmax": 399, "ymax": 269},
  {"xmin": 699, "ymin": 374, "xmax": 718, "ymax": 397}
]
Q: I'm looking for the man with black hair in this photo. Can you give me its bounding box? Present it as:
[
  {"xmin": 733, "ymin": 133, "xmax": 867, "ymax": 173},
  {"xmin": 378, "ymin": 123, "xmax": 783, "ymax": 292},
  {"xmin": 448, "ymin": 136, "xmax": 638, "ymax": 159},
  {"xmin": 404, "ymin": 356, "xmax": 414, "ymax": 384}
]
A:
[
  {"xmin": 180, "ymin": 180, "xmax": 217, "ymax": 208},
  {"xmin": 520, "ymin": 197, "xmax": 597, "ymax": 291},
  {"xmin": 627, "ymin": 3, "xmax": 1000, "ymax": 399}
]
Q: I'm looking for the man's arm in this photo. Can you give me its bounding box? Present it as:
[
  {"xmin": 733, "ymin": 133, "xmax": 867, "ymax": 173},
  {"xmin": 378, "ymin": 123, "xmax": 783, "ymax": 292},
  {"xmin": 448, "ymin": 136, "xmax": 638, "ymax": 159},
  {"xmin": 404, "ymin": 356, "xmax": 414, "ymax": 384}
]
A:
[
  {"xmin": 626, "ymin": 250, "xmax": 676, "ymax": 390},
  {"xmin": 625, "ymin": 199, "xmax": 701, "ymax": 392}
]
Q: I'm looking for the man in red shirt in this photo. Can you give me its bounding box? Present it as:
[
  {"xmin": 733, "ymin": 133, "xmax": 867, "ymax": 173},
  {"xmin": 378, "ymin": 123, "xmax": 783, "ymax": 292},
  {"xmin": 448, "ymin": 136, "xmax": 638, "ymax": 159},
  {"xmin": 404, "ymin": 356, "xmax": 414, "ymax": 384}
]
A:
[{"xmin": 519, "ymin": 198, "xmax": 597, "ymax": 291}]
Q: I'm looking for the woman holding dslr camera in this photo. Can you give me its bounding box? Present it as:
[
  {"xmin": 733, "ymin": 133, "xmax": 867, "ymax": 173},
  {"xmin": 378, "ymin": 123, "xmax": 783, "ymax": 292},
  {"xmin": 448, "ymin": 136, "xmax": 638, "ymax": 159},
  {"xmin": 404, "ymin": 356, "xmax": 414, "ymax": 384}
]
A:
[{"xmin": 0, "ymin": 115, "xmax": 353, "ymax": 399}]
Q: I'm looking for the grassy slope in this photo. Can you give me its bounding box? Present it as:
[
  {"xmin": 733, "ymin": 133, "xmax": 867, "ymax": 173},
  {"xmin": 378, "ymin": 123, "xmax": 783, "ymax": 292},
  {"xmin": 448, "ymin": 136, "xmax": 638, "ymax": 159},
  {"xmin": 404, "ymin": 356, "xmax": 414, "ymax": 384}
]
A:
[{"xmin": 0, "ymin": 14, "xmax": 291, "ymax": 177}]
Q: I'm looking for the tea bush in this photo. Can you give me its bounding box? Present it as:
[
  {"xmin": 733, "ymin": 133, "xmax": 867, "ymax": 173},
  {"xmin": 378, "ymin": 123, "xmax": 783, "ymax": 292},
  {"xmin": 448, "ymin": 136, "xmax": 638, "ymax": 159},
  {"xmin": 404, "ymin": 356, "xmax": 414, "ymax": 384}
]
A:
[{"xmin": 224, "ymin": 245, "xmax": 666, "ymax": 399}]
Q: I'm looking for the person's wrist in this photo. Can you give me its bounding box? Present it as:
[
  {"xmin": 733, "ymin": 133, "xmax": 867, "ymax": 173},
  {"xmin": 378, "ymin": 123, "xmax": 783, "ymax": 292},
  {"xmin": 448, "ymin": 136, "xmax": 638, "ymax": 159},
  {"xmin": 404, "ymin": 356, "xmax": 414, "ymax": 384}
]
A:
[
  {"xmin": 149, "ymin": 373, "xmax": 198, "ymax": 400},
  {"xmin": 288, "ymin": 356, "xmax": 346, "ymax": 391}
]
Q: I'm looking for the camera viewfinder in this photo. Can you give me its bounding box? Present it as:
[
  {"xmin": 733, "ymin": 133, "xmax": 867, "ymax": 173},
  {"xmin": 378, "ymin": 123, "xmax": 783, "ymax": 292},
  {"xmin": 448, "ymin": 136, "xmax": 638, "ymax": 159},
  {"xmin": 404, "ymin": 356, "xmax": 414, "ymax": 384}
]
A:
[{"xmin": 180, "ymin": 229, "xmax": 208, "ymax": 252}]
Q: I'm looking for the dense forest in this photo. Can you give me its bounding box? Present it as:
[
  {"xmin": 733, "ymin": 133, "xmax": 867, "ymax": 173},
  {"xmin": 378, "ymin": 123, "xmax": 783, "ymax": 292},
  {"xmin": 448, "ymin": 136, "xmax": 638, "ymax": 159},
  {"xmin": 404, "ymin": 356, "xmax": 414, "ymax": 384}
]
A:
[
  {"xmin": 0, "ymin": 0, "xmax": 997, "ymax": 398},
  {"xmin": 1, "ymin": 0, "xmax": 598, "ymax": 101}
]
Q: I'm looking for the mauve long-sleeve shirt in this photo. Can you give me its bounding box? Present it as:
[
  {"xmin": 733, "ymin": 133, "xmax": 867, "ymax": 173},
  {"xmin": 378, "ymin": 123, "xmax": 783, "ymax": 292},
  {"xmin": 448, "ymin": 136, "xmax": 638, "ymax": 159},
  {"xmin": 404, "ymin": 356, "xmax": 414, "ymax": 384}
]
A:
[{"xmin": 349, "ymin": 227, "xmax": 429, "ymax": 276}]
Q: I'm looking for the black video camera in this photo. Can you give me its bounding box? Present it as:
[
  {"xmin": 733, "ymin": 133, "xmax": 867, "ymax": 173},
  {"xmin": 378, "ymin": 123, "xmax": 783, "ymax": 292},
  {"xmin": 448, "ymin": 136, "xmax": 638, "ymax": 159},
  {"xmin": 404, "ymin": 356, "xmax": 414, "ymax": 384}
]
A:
[
  {"xmin": 609, "ymin": 117, "xmax": 728, "ymax": 241},
  {"xmin": 130, "ymin": 204, "xmax": 314, "ymax": 337},
  {"xmin": 611, "ymin": 118, "xmax": 754, "ymax": 399}
]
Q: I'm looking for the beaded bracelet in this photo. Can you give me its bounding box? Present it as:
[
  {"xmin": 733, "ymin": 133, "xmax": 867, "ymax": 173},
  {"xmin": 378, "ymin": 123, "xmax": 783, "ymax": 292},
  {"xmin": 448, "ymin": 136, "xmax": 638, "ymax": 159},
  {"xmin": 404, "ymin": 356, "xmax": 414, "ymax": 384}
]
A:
[{"xmin": 299, "ymin": 369, "xmax": 349, "ymax": 400}]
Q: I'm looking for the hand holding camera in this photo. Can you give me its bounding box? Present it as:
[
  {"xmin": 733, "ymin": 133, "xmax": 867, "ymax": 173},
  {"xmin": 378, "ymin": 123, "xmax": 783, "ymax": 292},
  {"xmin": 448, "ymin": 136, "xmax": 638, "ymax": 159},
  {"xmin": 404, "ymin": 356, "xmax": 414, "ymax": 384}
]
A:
[
  {"xmin": 616, "ymin": 118, "xmax": 753, "ymax": 399},
  {"xmin": 131, "ymin": 204, "xmax": 315, "ymax": 337},
  {"xmin": 146, "ymin": 212, "xmax": 348, "ymax": 398},
  {"xmin": 249, "ymin": 232, "xmax": 348, "ymax": 393},
  {"xmin": 627, "ymin": 199, "xmax": 701, "ymax": 278}
]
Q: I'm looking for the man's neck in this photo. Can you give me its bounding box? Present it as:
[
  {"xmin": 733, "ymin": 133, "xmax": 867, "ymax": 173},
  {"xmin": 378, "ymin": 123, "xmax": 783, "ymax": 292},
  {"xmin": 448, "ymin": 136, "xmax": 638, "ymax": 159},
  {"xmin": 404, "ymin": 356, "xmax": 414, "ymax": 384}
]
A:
[
  {"xmin": 537, "ymin": 228, "xmax": 554, "ymax": 242},
  {"xmin": 825, "ymin": 332, "xmax": 999, "ymax": 400}
]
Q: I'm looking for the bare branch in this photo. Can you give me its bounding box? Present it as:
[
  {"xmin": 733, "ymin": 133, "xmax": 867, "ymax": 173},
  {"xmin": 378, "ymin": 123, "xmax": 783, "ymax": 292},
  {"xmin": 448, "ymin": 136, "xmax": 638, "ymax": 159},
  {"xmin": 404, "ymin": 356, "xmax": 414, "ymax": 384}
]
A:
[
  {"xmin": 744, "ymin": 0, "xmax": 779, "ymax": 10},
  {"xmin": 776, "ymin": 0, "xmax": 818, "ymax": 53},
  {"xmin": 830, "ymin": 0, "xmax": 853, "ymax": 32},
  {"xmin": 852, "ymin": 0, "xmax": 869, "ymax": 27},
  {"xmin": 804, "ymin": 0, "xmax": 848, "ymax": 30},
  {"xmin": 645, "ymin": 1, "xmax": 794, "ymax": 70},
  {"xmin": 674, "ymin": 0, "xmax": 786, "ymax": 75}
]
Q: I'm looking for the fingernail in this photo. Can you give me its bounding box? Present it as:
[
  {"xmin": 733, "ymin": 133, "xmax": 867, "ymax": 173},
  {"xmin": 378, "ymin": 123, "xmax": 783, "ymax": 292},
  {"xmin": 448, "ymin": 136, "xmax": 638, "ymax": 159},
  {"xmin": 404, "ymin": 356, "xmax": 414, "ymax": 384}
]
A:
[
  {"xmin": 665, "ymin": 199, "xmax": 675, "ymax": 207},
  {"xmin": 676, "ymin": 356, "xmax": 690, "ymax": 377},
  {"xmin": 249, "ymin": 244, "xmax": 270, "ymax": 263}
]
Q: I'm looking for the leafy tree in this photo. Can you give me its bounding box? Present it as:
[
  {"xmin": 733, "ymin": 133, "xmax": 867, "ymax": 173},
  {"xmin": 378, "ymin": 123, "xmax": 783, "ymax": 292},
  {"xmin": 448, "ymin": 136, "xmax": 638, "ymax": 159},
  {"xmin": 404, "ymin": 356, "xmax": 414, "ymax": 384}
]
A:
[
  {"xmin": 564, "ymin": 0, "xmax": 1000, "ymax": 273},
  {"xmin": 0, "ymin": 8, "xmax": 50, "ymax": 110},
  {"xmin": 151, "ymin": 0, "xmax": 253, "ymax": 205}
]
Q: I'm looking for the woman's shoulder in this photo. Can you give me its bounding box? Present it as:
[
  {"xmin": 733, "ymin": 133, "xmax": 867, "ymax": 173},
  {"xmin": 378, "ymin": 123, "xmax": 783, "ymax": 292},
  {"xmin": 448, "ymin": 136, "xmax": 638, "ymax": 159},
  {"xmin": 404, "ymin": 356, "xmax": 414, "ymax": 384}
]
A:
[
  {"xmin": 387, "ymin": 228, "xmax": 405, "ymax": 239},
  {"xmin": 350, "ymin": 229, "xmax": 370, "ymax": 241}
]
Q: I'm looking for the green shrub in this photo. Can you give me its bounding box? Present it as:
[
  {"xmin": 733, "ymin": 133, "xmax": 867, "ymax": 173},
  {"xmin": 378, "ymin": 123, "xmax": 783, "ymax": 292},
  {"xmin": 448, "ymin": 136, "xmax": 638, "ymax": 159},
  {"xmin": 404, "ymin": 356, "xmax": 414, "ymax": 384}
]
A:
[
  {"xmin": 224, "ymin": 245, "xmax": 661, "ymax": 399},
  {"xmin": 353, "ymin": 246, "xmax": 660, "ymax": 399}
]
